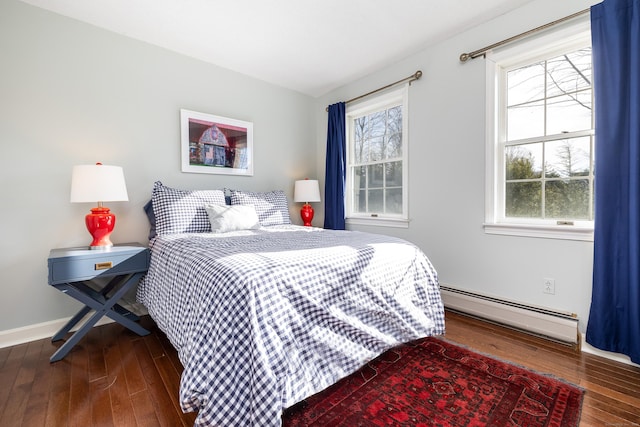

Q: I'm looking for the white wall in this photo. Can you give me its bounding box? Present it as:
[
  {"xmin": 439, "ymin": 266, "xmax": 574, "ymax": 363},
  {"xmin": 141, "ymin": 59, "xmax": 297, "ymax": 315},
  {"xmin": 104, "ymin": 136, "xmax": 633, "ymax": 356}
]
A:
[
  {"xmin": 316, "ymin": 0, "xmax": 599, "ymax": 333},
  {"xmin": 0, "ymin": 0, "xmax": 316, "ymax": 332}
]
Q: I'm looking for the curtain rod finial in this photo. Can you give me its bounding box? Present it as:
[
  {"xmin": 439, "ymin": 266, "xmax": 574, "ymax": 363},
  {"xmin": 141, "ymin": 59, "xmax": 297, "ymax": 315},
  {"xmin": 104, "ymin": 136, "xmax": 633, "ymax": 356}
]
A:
[
  {"xmin": 414, "ymin": 70, "xmax": 423, "ymax": 79},
  {"xmin": 459, "ymin": 53, "xmax": 471, "ymax": 62}
]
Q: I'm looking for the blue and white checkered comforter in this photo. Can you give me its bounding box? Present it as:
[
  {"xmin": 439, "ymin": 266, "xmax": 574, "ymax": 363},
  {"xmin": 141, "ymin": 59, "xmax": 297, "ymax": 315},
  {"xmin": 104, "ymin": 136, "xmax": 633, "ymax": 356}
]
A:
[{"xmin": 137, "ymin": 225, "xmax": 445, "ymax": 426}]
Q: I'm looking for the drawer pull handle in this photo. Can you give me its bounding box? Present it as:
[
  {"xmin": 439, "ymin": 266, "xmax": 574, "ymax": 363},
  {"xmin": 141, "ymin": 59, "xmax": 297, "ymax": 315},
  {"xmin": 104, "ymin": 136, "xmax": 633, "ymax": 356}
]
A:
[{"xmin": 95, "ymin": 262, "xmax": 113, "ymax": 270}]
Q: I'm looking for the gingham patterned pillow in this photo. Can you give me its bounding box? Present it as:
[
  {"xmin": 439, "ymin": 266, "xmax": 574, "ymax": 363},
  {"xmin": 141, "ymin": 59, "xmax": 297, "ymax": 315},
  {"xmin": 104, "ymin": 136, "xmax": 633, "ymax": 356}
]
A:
[
  {"xmin": 152, "ymin": 181, "xmax": 226, "ymax": 235},
  {"xmin": 229, "ymin": 189, "xmax": 291, "ymax": 226}
]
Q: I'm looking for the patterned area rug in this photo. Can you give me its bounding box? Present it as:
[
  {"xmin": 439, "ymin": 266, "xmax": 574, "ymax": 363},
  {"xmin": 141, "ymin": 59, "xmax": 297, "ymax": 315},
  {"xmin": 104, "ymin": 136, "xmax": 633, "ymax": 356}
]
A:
[{"xmin": 282, "ymin": 337, "xmax": 584, "ymax": 426}]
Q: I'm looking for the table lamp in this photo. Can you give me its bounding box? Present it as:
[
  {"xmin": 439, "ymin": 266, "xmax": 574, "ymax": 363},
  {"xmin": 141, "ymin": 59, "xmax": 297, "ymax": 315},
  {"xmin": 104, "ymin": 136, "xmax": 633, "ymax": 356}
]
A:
[
  {"xmin": 70, "ymin": 163, "xmax": 129, "ymax": 250},
  {"xmin": 294, "ymin": 179, "xmax": 321, "ymax": 226}
]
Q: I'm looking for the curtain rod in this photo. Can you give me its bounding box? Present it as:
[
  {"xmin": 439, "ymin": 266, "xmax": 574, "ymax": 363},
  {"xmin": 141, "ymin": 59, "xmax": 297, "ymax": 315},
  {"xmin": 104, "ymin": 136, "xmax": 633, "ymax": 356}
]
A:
[
  {"xmin": 326, "ymin": 70, "xmax": 422, "ymax": 112},
  {"xmin": 459, "ymin": 8, "xmax": 590, "ymax": 63}
]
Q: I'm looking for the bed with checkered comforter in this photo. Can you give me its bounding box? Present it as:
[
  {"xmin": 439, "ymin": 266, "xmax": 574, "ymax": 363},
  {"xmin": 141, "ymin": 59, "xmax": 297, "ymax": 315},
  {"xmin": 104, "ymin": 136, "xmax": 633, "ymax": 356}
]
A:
[{"xmin": 137, "ymin": 225, "xmax": 445, "ymax": 426}]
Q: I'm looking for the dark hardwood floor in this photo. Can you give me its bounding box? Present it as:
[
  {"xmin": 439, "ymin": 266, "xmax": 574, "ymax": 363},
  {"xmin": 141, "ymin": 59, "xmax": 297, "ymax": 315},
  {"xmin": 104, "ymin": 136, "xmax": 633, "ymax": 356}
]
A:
[{"xmin": 1, "ymin": 310, "xmax": 639, "ymax": 426}]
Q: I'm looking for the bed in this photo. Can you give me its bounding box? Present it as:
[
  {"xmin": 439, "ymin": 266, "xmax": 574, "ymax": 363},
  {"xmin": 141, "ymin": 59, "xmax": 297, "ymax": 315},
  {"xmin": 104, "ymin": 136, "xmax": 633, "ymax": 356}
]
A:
[{"xmin": 137, "ymin": 182, "xmax": 445, "ymax": 426}]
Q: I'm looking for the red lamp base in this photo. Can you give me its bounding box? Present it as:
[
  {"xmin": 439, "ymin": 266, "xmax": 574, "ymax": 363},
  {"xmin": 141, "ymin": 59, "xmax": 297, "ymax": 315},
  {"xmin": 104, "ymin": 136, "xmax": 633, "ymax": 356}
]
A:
[
  {"xmin": 85, "ymin": 206, "xmax": 116, "ymax": 249},
  {"xmin": 300, "ymin": 203, "xmax": 314, "ymax": 227}
]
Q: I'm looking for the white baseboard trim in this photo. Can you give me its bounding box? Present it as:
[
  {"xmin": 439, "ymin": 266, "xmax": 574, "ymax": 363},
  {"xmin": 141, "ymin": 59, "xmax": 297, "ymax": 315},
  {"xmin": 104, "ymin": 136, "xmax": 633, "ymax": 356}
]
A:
[
  {"xmin": 0, "ymin": 315, "xmax": 115, "ymax": 349},
  {"xmin": 580, "ymin": 333, "xmax": 640, "ymax": 368},
  {"xmin": 441, "ymin": 285, "xmax": 579, "ymax": 344},
  {"xmin": 440, "ymin": 285, "xmax": 640, "ymax": 367}
]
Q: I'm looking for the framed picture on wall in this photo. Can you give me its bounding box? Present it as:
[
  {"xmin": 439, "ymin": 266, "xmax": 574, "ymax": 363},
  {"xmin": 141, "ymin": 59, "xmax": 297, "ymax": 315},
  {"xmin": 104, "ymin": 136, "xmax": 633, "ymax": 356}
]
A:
[{"xmin": 180, "ymin": 109, "xmax": 254, "ymax": 176}]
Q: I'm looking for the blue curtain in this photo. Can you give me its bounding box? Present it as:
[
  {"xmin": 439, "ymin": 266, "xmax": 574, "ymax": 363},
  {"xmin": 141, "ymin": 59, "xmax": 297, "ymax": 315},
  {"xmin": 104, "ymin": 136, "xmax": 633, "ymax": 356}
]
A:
[
  {"xmin": 324, "ymin": 102, "xmax": 346, "ymax": 230},
  {"xmin": 587, "ymin": 0, "xmax": 640, "ymax": 364}
]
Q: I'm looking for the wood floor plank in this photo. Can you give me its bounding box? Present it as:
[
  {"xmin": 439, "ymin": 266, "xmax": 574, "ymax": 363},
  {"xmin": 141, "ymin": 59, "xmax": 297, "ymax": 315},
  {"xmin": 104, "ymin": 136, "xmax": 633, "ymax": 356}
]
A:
[
  {"xmin": 117, "ymin": 332, "xmax": 146, "ymax": 396},
  {"xmin": 86, "ymin": 325, "xmax": 107, "ymax": 383},
  {"xmin": 104, "ymin": 338, "xmax": 137, "ymax": 427},
  {"xmin": 581, "ymin": 379, "xmax": 640, "ymax": 408},
  {"xmin": 158, "ymin": 333, "xmax": 187, "ymax": 381},
  {"xmin": 582, "ymin": 388, "xmax": 640, "ymax": 424},
  {"xmin": 68, "ymin": 344, "xmax": 92, "ymax": 427},
  {"xmin": 0, "ymin": 345, "xmax": 12, "ymax": 371},
  {"xmin": 21, "ymin": 338, "xmax": 56, "ymax": 426},
  {"xmin": 44, "ymin": 358, "xmax": 71, "ymax": 426},
  {"xmin": 130, "ymin": 390, "xmax": 162, "ymax": 427},
  {"xmin": 135, "ymin": 338, "xmax": 190, "ymax": 427},
  {"xmin": 581, "ymin": 400, "xmax": 640, "ymax": 427},
  {"xmin": 142, "ymin": 332, "xmax": 165, "ymax": 359},
  {"xmin": 89, "ymin": 376, "xmax": 115, "ymax": 427},
  {"xmin": 0, "ymin": 340, "xmax": 43, "ymax": 426},
  {"xmin": 154, "ymin": 353, "xmax": 196, "ymax": 426},
  {"xmin": 0, "ymin": 343, "xmax": 29, "ymax": 416}
]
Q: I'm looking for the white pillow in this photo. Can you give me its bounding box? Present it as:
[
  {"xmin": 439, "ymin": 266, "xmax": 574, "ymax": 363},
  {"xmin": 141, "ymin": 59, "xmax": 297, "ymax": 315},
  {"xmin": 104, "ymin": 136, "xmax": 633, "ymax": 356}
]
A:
[{"xmin": 205, "ymin": 204, "xmax": 260, "ymax": 233}]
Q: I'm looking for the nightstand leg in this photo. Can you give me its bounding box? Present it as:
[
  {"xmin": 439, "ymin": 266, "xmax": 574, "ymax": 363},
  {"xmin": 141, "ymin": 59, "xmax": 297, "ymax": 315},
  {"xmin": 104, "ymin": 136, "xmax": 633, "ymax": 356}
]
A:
[
  {"xmin": 49, "ymin": 272, "xmax": 150, "ymax": 363},
  {"xmin": 49, "ymin": 309, "xmax": 105, "ymax": 362},
  {"xmin": 51, "ymin": 305, "xmax": 92, "ymax": 342}
]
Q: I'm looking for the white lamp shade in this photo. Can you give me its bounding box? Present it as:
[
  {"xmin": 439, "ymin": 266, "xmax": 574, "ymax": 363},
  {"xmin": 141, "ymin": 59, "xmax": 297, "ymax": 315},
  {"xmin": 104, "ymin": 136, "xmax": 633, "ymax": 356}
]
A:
[
  {"xmin": 294, "ymin": 179, "xmax": 321, "ymax": 203},
  {"xmin": 70, "ymin": 164, "xmax": 129, "ymax": 203}
]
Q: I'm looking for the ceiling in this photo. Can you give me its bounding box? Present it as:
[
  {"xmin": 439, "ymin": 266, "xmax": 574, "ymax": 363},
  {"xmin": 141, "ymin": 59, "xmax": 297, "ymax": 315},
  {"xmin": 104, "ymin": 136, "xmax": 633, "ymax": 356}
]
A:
[{"xmin": 20, "ymin": 0, "xmax": 536, "ymax": 97}]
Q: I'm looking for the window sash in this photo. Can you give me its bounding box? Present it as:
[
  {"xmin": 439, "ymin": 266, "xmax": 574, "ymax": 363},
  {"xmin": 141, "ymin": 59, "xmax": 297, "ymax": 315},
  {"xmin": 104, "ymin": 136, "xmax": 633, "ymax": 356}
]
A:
[
  {"xmin": 485, "ymin": 20, "xmax": 594, "ymax": 239},
  {"xmin": 346, "ymin": 86, "xmax": 409, "ymax": 223}
]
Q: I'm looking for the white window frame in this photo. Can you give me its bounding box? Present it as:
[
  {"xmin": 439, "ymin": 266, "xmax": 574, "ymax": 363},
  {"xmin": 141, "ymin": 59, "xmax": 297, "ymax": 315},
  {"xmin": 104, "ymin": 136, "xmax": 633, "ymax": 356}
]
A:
[
  {"xmin": 345, "ymin": 85, "xmax": 409, "ymax": 228},
  {"xmin": 484, "ymin": 18, "xmax": 594, "ymax": 241}
]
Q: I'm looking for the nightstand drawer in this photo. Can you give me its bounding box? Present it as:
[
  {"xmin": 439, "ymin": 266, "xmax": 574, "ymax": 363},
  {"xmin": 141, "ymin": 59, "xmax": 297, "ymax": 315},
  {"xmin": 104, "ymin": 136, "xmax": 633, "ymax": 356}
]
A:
[{"xmin": 48, "ymin": 244, "xmax": 149, "ymax": 284}]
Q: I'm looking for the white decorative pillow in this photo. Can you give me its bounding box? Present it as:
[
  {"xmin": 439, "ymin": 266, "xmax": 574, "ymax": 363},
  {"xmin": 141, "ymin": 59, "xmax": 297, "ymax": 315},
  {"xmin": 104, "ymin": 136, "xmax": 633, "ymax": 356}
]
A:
[
  {"xmin": 229, "ymin": 189, "xmax": 291, "ymax": 226},
  {"xmin": 205, "ymin": 204, "xmax": 260, "ymax": 233},
  {"xmin": 151, "ymin": 181, "xmax": 227, "ymax": 235}
]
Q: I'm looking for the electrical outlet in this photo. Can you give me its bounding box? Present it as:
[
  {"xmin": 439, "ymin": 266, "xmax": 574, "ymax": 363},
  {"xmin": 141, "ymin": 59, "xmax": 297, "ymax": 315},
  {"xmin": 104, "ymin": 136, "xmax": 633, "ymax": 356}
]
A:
[{"xmin": 543, "ymin": 278, "xmax": 555, "ymax": 295}]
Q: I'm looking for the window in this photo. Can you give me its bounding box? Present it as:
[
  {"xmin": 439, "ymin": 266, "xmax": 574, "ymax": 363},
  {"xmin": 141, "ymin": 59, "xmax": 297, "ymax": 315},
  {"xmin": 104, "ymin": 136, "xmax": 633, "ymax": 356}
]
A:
[
  {"xmin": 345, "ymin": 86, "xmax": 409, "ymax": 227},
  {"xmin": 485, "ymin": 20, "xmax": 594, "ymax": 240}
]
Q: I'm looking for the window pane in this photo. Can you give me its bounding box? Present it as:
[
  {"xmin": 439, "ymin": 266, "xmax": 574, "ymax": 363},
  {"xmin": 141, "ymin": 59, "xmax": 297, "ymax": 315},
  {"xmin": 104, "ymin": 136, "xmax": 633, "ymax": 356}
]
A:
[
  {"xmin": 385, "ymin": 161, "xmax": 402, "ymax": 187},
  {"xmin": 507, "ymin": 100, "xmax": 544, "ymax": 140},
  {"xmin": 370, "ymin": 136, "xmax": 384, "ymax": 162},
  {"xmin": 388, "ymin": 106, "xmax": 402, "ymax": 133},
  {"xmin": 367, "ymin": 164, "xmax": 384, "ymax": 188},
  {"xmin": 385, "ymin": 188, "xmax": 402, "ymax": 214},
  {"xmin": 546, "ymin": 91, "xmax": 592, "ymax": 135},
  {"xmin": 385, "ymin": 133, "xmax": 402, "ymax": 159},
  {"xmin": 546, "ymin": 49, "xmax": 592, "ymax": 98},
  {"xmin": 505, "ymin": 181, "xmax": 542, "ymax": 217},
  {"xmin": 369, "ymin": 111, "xmax": 386, "ymax": 137},
  {"xmin": 354, "ymin": 166, "xmax": 366, "ymax": 190},
  {"xmin": 355, "ymin": 189, "xmax": 366, "ymax": 213},
  {"xmin": 545, "ymin": 179, "xmax": 590, "ymax": 219},
  {"xmin": 545, "ymin": 137, "xmax": 591, "ymax": 178},
  {"xmin": 354, "ymin": 117, "xmax": 366, "ymax": 141},
  {"xmin": 353, "ymin": 125, "xmax": 369, "ymax": 164},
  {"xmin": 368, "ymin": 189, "xmax": 383, "ymax": 212},
  {"xmin": 506, "ymin": 144, "xmax": 542, "ymax": 179},
  {"xmin": 507, "ymin": 62, "xmax": 545, "ymax": 106}
]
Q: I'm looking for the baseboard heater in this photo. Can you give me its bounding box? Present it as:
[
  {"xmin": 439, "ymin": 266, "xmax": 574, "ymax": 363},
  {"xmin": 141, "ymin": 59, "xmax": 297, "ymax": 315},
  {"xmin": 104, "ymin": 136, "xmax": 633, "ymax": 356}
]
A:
[{"xmin": 440, "ymin": 286, "xmax": 579, "ymax": 345}]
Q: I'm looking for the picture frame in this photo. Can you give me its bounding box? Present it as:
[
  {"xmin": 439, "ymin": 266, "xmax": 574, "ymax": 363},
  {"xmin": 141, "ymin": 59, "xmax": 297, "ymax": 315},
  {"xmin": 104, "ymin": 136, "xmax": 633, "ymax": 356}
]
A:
[{"xmin": 180, "ymin": 109, "xmax": 254, "ymax": 176}]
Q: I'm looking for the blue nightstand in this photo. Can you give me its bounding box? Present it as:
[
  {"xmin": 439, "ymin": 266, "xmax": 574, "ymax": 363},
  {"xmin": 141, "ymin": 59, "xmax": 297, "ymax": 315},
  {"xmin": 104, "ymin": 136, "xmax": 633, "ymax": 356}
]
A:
[{"xmin": 47, "ymin": 243, "xmax": 150, "ymax": 362}]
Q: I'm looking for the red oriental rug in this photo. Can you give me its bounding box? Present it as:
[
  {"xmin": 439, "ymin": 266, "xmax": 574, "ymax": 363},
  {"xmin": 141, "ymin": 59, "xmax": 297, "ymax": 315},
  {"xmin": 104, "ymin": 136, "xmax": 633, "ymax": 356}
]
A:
[{"xmin": 282, "ymin": 337, "xmax": 584, "ymax": 427}]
